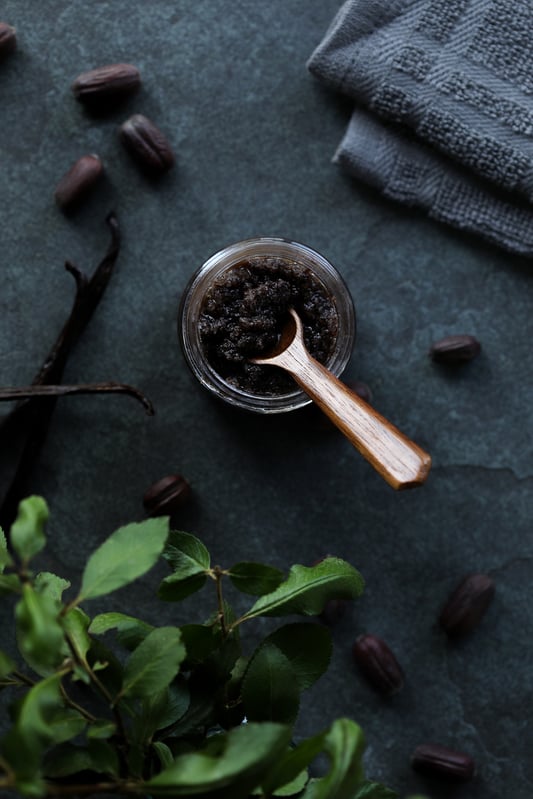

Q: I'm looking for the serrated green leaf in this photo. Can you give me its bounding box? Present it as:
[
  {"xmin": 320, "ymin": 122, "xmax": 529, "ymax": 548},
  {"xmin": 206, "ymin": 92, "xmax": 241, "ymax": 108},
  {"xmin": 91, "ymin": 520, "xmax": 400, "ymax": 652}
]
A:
[
  {"xmin": 239, "ymin": 558, "xmax": 364, "ymax": 623},
  {"xmin": 146, "ymin": 722, "xmax": 292, "ymax": 796},
  {"xmin": 133, "ymin": 681, "xmax": 190, "ymax": 742},
  {"xmin": 162, "ymin": 530, "xmax": 210, "ymax": 573},
  {"xmin": 118, "ymin": 626, "xmax": 185, "ymax": 701},
  {"xmin": 0, "ymin": 573, "xmax": 20, "ymax": 596},
  {"xmin": 89, "ymin": 611, "xmax": 154, "ymax": 650},
  {"xmin": 34, "ymin": 572, "xmax": 71, "ymax": 603},
  {"xmin": 242, "ymin": 643, "xmax": 300, "ymax": 724},
  {"xmin": 152, "ymin": 741, "xmax": 174, "ymax": 771},
  {"xmin": 1, "ymin": 673, "xmax": 63, "ymax": 783},
  {"xmin": 10, "ymin": 496, "xmax": 49, "ymax": 565},
  {"xmin": 299, "ymin": 719, "xmax": 366, "ymax": 799},
  {"xmin": 354, "ymin": 781, "xmax": 399, "ymax": 798},
  {"xmin": 0, "ymin": 527, "xmax": 13, "ymax": 571},
  {"xmin": 264, "ymin": 623, "xmax": 332, "ymax": 690},
  {"xmin": 158, "ymin": 572, "xmax": 207, "ymax": 602},
  {"xmin": 228, "ymin": 562, "xmax": 285, "ymax": 596},
  {"xmin": 78, "ymin": 517, "xmax": 169, "ymax": 601},
  {"xmin": 16, "ymin": 584, "xmax": 64, "ymax": 675},
  {"xmin": 0, "ymin": 649, "xmax": 15, "ymax": 678},
  {"xmin": 61, "ymin": 607, "xmax": 92, "ymax": 664}
]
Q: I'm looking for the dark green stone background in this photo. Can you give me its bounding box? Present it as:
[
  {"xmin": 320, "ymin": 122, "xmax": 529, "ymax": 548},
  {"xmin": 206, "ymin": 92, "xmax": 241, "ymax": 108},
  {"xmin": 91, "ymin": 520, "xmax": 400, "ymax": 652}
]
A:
[{"xmin": 1, "ymin": 2, "xmax": 532, "ymax": 797}]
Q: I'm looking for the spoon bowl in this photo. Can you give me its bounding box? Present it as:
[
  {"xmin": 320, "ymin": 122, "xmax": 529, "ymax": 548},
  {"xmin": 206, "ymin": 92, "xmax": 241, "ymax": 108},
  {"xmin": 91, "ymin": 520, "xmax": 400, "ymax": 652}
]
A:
[{"xmin": 253, "ymin": 308, "xmax": 431, "ymax": 490}]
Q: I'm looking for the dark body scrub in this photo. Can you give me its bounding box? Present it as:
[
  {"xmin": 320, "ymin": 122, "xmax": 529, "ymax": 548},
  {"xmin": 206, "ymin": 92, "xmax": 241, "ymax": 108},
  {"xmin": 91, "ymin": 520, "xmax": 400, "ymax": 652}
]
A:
[{"xmin": 198, "ymin": 256, "xmax": 339, "ymax": 396}]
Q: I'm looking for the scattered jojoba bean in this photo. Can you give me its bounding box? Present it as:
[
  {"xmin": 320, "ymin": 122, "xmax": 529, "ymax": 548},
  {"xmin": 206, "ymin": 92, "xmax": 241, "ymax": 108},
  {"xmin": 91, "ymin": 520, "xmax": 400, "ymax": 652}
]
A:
[
  {"xmin": 352, "ymin": 633, "xmax": 404, "ymax": 696},
  {"xmin": 143, "ymin": 474, "xmax": 191, "ymax": 517},
  {"xmin": 120, "ymin": 114, "xmax": 175, "ymax": 174},
  {"xmin": 54, "ymin": 154, "xmax": 103, "ymax": 211},
  {"xmin": 0, "ymin": 22, "xmax": 16, "ymax": 59},
  {"xmin": 429, "ymin": 334, "xmax": 481, "ymax": 364},
  {"xmin": 411, "ymin": 743, "xmax": 476, "ymax": 782},
  {"xmin": 72, "ymin": 63, "xmax": 141, "ymax": 106},
  {"xmin": 439, "ymin": 573, "xmax": 495, "ymax": 637}
]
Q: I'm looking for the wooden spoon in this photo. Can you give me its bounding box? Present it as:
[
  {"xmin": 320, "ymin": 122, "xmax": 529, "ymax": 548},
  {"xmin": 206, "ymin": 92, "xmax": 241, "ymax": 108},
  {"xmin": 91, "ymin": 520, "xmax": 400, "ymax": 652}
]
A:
[{"xmin": 252, "ymin": 308, "xmax": 431, "ymax": 490}]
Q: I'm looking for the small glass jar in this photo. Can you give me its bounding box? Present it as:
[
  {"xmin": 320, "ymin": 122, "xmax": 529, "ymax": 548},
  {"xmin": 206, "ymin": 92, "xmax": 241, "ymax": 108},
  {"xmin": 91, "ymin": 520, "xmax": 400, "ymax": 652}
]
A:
[{"xmin": 178, "ymin": 237, "xmax": 356, "ymax": 413}]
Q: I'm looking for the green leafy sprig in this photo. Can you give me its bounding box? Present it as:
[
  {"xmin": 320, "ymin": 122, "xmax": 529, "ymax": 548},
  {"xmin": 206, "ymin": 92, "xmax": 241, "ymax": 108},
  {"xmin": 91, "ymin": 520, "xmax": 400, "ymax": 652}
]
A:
[{"xmin": 0, "ymin": 495, "xmax": 412, "ymax": 799}]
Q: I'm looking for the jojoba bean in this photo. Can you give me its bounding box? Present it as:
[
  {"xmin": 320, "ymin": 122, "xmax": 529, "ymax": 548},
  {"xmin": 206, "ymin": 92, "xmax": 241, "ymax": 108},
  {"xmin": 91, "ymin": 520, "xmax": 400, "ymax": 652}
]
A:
[
  {"xmin": 72, "ymin": 63, "xmax": 141, "ymax": 105},
  {"xmin": 143, "ymin": 474, "xmax": 191, "ymax": 517},
  {"xmin": 352, "ymin": 633, "xmax": 404, "ymax": 695},
  {"xmin": 120, "ymin": 114, "xmax": 175, "ymax": 174},
  {"xmin": 429, "ymin": 334, "xmax": 481, "ymax": 363},
  {"xmin": 54, "ymin": 154, "xmax": 103, "ymax": 210},
  {"xmin": 411, "ymin": 743, "xmax": 476, "ymax": 781},
  {"xmin": 439, "ymin": 573, "xmax": 495, "ymax": 637}
]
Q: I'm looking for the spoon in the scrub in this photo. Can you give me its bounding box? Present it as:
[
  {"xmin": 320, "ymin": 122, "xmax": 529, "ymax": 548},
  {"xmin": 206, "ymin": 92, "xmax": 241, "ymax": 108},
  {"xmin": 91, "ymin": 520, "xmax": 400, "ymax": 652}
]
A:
[{"xmin": 251, "ymin": 308, "xmax": 431, "ymax": 490}]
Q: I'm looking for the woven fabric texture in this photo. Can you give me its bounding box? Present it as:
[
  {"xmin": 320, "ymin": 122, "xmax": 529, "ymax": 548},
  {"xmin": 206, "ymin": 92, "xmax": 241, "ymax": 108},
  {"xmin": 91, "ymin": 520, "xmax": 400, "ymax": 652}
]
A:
[{"xmin": 308, "ymin": 0, "xmax": 533, "ymax": 255}]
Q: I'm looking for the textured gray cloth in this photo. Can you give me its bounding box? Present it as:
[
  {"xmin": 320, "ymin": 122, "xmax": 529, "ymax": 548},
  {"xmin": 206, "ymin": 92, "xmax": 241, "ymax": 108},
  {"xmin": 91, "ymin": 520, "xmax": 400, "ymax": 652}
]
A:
[{"xmin": 308, "ymin": 0, "xmax": 533, "ymax": 256}]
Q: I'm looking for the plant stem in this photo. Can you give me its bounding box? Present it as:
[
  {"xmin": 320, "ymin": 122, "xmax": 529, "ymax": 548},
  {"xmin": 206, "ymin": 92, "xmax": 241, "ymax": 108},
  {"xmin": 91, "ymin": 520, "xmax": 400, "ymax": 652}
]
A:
[
  {"xmin": 44, "ymin": 780, "xmax": 142, "ymax": 796},
  {"xmin": 59, "ymin": 681, "xmax": 97, "ymax": 723},
  {"xmin": 13, "ymin": 669, "xmax": 35, "ymax": 687},
  {"xmin": 212, "ymin": 565, "xmax": 228, "ymax": 638}
]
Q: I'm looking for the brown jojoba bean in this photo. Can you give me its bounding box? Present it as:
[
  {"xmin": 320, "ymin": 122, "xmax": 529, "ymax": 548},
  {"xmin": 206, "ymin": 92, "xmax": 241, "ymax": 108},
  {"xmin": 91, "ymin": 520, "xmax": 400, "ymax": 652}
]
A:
[
  {"xmin": 429, "ymin": 334, "xmax": 481, "ymax": 364},
  {"xmin": 352, "ymin": 633, "xmax": 404, "ymax": 696},
  {"xmin": 120, "ymin": 114, "xmax": 175, "ymax": 174},
  {"xmin": 54, "ymin": 154, "xmax": 103, "ymax": 210},
  {"xmin": 439, "ymin": 573, "xmax": 495, "ymax": 637},
  {"xmin": 72, "ymin": 63, "xmax": 141, "ymax": 105},
  {"xmin": 411, "ymin": 743, "xmax": 476, "ymax": 782},
  {"xmin": 0, "ymin": 22, "xmax": 16, "ymax": 59},
  {"xmin": 143, "ymin": 474, "xmax": 191, "ymax": 517}
]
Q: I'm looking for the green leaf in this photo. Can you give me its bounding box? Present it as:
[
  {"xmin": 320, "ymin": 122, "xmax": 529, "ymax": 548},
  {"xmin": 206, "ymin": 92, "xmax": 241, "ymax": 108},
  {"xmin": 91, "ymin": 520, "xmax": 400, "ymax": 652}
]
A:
[
  {"xmin": 228, "ymin": 562, "xmax": 285, "ymax": 596},
  {"xmin": 241, "ymin": 643, "xmax": 300, "ymax": 724},
  {"xmin": 299, "ymin": 719, "xmax": 366, "ymax": 799},
  {"xmin": 0, "ymin": 649, "xmax": 15, "ymax": 678},
  {"xmin": 87, "ymin": 719, "xmax": 116, "ymax": 739},
  {"xmin": 179, "ymin": 623, "xmax": 220, "ymax": 663},
  {"xmin": 133, "ymin": 681, "xmax": 190, "ymax": 742},
  {"xmin": 61, "ymin": 607, "xmax": 92, "ymax": 664},
  {"xmin": 264, "ymin": 623, "xmax": 332, "ymax": 690},
  {"xmin": 34, "ymin": 572, "xmax": 71, "ymax": 603},
  {"xmin": 0, "ymin": 527, "xmax": 13, "ymax": 571},
  {"xmin": 152, "ymin": 741, "xmax": 174, "ymax": 771},
  {"xmin": 158, "ymin": 572, "xmax": 207, "ymax": 601},
  {"xmin": 119, "ymin": 626, "xmax": 186, "ymax": 701},
  {"xmin": 43, "ymin": 740, "xmax": 119, "ymax": 778},
  {"xmin": 0, "ymin": 573, "xmax": 20, "ymax": 597},
  {"xmin": 1, "ymin": 673, "xmax": 63, "ymax": 783},
  {"xmin": 78, "ymin": 516, "xmax": 169, "ymax": 601},
  {"xmin": 10, "ymin": 496, "xmax": 49, "ymax": 565},
  {"xmin": 47, "ymin": 707, "xmax": 87, "ymax": 744},
  {"xmin": 260, "ymin": 734, "xmax": 327, "ymax": 796},
  {"xmin": 163, "ymin": 530, "xmax": 210, "ymax": 573},
  {"xmin": 146, "ymin": 722, "xmax": 292, "ymax": 796},
  {"xmin": 16, "ymin": 584, "xmax": 64, "ymax": 674},
  {"xmin": 354, "ymin": 782, "xmax": 399, "ymax": 798},
  {"xmin": 89, "ymin": 611, "xmax": 154, "ymax": 650},
  {"xmin": 239, "ymin": 558, "xmax": 364, "ymax": 623}
]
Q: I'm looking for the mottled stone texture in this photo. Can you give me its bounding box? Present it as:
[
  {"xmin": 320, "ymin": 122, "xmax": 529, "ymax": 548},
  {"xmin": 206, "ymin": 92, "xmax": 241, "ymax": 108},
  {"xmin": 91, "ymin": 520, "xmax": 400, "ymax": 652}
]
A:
[{"xmin": 0, "ymin": 2, "xmax": 531, "ymax": 797}]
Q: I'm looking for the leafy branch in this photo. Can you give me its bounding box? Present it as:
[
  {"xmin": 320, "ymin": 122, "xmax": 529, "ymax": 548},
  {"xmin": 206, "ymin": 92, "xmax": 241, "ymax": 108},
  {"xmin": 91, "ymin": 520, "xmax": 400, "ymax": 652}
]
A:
[{"xmin": 0, "ymin": 496, "xmax": 417, "ymax": 799}]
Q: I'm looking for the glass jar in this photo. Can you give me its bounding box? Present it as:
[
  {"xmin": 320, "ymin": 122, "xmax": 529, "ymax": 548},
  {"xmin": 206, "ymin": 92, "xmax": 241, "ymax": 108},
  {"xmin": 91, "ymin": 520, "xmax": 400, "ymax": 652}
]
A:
[{"xmin": 178, "ymin": 237, "xmax": 356, "ymax": 413}]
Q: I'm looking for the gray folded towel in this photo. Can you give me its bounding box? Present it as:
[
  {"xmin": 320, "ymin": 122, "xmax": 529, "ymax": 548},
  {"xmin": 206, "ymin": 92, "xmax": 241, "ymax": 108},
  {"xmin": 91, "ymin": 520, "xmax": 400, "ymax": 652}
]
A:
[{"xmin": 308, "ymin": 0, "xmax": 533, "ymax": 256}]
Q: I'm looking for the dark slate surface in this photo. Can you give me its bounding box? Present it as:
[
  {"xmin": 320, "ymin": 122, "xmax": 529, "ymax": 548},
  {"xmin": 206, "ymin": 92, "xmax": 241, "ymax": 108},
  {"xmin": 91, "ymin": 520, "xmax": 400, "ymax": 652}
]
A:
[{"xmin": 1, "ymin": 2, "xmax": 532, "ymax": 797}]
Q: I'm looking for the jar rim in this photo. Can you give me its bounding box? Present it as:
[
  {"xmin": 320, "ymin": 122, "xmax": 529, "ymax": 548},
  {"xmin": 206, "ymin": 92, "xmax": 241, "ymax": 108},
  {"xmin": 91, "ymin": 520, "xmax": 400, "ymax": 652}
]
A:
[{"xmin": 178, "ymin": 237, "xmax": 356, "ymax": 414}]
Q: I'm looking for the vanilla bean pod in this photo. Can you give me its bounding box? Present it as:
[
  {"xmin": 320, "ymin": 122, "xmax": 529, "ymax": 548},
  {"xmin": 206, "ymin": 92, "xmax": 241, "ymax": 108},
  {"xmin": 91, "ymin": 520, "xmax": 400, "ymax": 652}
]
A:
[
  {"xmin": 0, "ymin": 383, "xmax": 154, "ymax": 415},
  {"xmin": 0, "ymin": 213, "xmax": 121, "ymax": 529}
]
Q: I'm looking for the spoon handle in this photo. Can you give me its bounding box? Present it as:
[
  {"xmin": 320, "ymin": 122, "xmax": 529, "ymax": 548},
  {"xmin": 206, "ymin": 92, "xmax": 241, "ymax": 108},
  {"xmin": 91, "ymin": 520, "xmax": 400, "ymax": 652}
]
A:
[{"xmin": 273, "ymin": 341, "xmax": 431, "ymax": 490}]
